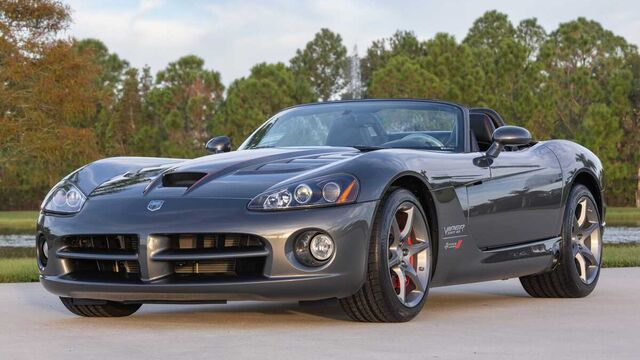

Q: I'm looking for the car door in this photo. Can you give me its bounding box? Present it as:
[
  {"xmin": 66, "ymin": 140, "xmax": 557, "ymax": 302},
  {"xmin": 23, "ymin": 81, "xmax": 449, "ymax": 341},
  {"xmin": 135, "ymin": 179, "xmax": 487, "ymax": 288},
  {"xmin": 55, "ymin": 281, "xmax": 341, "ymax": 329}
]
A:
[{"xmin": 466, "ymin": 143, "xmax": 564, "ymax": 249}]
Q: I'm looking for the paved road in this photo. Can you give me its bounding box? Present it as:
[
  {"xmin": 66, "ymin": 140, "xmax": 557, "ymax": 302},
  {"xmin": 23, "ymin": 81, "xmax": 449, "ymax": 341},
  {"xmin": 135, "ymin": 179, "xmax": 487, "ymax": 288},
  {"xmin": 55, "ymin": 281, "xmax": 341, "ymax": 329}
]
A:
[{"xmin": 1, "ymin": 268, "xmax": 638, "ymax": 359}]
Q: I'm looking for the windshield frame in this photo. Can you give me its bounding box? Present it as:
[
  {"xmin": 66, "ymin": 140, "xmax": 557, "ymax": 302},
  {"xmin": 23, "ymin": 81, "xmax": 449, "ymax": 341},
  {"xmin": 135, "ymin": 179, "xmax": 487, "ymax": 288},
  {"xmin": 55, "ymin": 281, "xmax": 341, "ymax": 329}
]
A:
[{"xmin": 237, "ymin": 99, "xmax": 470, "ymax": 153}]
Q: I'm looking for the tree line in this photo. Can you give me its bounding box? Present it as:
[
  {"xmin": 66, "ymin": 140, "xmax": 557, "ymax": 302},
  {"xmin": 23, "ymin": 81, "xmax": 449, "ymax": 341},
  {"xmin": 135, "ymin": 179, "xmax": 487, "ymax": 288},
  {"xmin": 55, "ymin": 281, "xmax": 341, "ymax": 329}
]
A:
[{"xmin": 1, "ymin": 0, "xmax": 638, "ymax": 209}]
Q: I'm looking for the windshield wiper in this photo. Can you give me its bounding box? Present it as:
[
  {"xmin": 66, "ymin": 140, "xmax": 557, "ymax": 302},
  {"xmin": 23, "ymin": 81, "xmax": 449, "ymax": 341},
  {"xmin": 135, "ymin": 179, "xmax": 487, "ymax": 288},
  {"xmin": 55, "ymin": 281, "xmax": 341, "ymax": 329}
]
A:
[{"xmin": 351, "ymin": 145, "xmax": 385, "ymax": 152}]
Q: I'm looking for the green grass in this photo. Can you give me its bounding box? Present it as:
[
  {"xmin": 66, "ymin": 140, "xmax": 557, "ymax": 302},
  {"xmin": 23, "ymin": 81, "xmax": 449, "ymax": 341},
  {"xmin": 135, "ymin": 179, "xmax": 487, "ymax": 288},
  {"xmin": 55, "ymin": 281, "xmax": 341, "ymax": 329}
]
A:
[
  {"xmin": 607, "ymin": 207, "xmax": 640, "ymax": 226},
  {"xmin": 0, "ymin": 247, "xmax": 35, "ymax": 258},
  {"xmin": 0, "ymin": 211, "xmax": 38, "ymax": 235},
  {"xmin": 602, "ymin": 243, "xmax": 640, "ymax": 268},
  {"xmin": 0, "ymin": 244, "xmax": 638, "ymax": 283},
  {"xmin": 0, "ymin": 258, "xmax": 38, "ymax": 283},
  {"xmin": 0, "ymin": 248, "xmax": 38, "ymax": 283}
]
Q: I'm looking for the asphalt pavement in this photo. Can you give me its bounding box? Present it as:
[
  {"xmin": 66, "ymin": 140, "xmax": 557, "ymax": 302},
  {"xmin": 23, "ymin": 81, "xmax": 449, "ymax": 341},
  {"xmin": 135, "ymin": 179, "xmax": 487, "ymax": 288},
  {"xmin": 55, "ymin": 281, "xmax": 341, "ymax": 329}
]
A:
[{"xmin": 1, "ymin": 268, "xmax": 638, "ymax": 359}]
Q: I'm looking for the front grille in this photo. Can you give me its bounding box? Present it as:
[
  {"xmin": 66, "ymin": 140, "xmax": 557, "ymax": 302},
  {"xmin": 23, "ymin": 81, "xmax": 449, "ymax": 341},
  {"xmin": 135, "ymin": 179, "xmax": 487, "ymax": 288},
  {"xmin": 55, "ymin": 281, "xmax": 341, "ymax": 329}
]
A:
[
  {"xmin": 58, "ymin": 233, "xmax": 268, "ymax": 281},
  {"xmin": 174, "ymin": 259, "xmax": 234, "ymax": 274},
  {"xmin": 169, "ymin": 233, "xmax": 263, "ymax": 250},
  {"xmin": 69, "ymin": 259, "xmax": 140, "ymax": 274},
  {"xmin": 64, "ymin": 235, "xmax": 138, "ymax": 251},
  {"xmin": 61, "ymin": 235, "xmax": 140, "ymax": 280},
  {"xmin": 155, "ymin": 233, "xmax": 267, "ymax": 278},
  {"xmin": 173, "ymin": 258, "xmax": 265, "ymax": 277}
]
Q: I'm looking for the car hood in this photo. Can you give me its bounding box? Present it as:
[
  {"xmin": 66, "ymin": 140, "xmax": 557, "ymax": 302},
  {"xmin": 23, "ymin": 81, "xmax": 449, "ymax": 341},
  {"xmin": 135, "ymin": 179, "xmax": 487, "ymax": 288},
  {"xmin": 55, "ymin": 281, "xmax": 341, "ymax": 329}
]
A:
[{"xmin": 88, "ymin": 148, "xmax": 360, "ymax": 200}]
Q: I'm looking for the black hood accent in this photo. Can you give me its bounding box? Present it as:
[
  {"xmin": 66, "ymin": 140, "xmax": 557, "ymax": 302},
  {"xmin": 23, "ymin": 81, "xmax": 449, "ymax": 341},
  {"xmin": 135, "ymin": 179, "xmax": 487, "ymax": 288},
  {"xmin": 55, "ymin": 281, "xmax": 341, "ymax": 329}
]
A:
[{"xmin": 162, "ymin": 172, "xmax": 207, "ymax": 188}]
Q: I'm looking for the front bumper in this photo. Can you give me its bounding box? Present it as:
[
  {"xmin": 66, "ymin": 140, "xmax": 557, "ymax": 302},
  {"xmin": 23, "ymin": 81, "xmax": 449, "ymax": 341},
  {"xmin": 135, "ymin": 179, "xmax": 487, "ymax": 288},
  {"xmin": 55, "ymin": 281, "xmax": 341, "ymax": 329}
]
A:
[{"xmin": 38, "ymin": 197, "xmax": 377, "ymax": 302}]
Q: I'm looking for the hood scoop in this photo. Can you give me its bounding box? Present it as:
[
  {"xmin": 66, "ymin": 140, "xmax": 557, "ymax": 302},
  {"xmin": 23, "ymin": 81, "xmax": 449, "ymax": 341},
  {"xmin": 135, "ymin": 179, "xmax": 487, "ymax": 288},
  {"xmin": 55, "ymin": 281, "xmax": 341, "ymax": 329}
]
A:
[{"xmin": 162, "ymin": 172, "xmax": 207, "ymax": 188}]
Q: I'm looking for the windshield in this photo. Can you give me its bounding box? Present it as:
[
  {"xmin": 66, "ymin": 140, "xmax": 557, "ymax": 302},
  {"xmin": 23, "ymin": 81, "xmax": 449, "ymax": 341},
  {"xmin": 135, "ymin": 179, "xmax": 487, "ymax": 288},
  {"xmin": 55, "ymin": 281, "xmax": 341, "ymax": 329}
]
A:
[{"xmin": 239, "ymin": 101, "xmax": 465, "ymax": 152}]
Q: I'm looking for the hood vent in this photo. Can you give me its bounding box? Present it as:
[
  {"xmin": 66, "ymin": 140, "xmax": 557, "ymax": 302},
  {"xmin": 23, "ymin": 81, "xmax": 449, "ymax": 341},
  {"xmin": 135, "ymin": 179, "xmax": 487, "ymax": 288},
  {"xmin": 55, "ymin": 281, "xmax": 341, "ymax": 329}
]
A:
[{"xmin": 162, "ymin": 172, "xmax": 207, "ymax": 188}]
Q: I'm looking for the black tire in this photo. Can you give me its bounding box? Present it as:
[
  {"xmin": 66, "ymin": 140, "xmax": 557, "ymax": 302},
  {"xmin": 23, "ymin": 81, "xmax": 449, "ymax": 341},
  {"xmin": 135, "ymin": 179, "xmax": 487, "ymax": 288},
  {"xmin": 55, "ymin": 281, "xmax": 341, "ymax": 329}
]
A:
[
  {"xmin": 339, "ymin": 188, "xmax": 432, "ymax": 322},
  {"xmin": 519, "ymin": 184, "xmax": 603, "ymax": 298},
  {"xmin": 60, "ymin": 297, "xmax": 141, "ymax": 317}
]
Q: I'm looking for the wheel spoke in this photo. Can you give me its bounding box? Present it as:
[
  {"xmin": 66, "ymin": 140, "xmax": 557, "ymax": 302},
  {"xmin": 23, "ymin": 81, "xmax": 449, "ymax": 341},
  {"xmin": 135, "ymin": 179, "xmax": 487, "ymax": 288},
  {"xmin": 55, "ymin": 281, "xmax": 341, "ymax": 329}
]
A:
[
  {"xmin": 580, "ymin": 222, "xmax": 599, "ymax": 242},
  {"xmin": 390, "ymin": 217, "xmax": 401, "ymax": 248},
  {"xmin": 578, "ymin": 245, "xmax": 598, "ymax": 267},
  {"xmin": 577, "ymin": 199, "xmax": 587, "ymax": 227},
  {"xmin": 399, "ymin": 206, "xmax": 415, "ymax": 241},
  {"xmin": 575, "ymin": 252, "xmax": 587, "ymax": 282},
  {"xmin": 388, "ymin": 252, "xmax": 401, "ymax": 268},
  {"xmin": 391, "ymin": 266, "xmax": 406, "ymax": 304},
  {"xmin": 404, "ymin": 264, "xmax": 425, "ymax": 293},
  {"xmin": 408, "ymin": 241, "xmax": 429, "ymax": 257}
]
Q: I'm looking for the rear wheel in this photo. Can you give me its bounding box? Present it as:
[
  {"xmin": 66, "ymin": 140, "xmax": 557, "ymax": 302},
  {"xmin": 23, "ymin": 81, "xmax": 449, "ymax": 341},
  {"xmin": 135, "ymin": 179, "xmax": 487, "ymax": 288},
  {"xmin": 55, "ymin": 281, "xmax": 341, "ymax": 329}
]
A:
[
  {"xmin": 520, "ymin": 184, "xmax": 603, "ymax": 297},
  {"xmin": 340, "ymin": 189, "xmax": 432, "ymax": 322},
  {"xmin": 60, "ymin": 297, "xmax": 141, "ymax": 317}
]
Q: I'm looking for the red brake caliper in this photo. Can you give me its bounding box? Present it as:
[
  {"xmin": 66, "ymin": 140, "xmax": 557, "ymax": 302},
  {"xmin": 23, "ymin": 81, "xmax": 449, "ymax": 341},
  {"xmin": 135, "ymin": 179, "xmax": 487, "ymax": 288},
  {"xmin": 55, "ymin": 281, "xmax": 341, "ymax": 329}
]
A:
[
  {"xmin": 392, "ymin": 273, "xmax": 400, "ymax": 291},
  {"xmin": 392, "ymin": 233, "xmax": 415, "ymax": 293}
]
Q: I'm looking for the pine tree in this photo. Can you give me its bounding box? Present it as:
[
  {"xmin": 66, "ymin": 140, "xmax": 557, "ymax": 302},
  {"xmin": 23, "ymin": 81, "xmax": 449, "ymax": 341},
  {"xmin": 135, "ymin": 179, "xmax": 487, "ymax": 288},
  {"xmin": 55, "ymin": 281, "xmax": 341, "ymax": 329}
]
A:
[{"xmin": 290, "ymin": 28, "xmax": 348, "ymax": 101}]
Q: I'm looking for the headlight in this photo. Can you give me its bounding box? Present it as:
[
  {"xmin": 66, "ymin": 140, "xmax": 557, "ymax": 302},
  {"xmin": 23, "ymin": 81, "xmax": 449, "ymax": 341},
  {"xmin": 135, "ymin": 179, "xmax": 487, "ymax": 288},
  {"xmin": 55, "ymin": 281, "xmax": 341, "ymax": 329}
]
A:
[
  {"xmin": 42, "ymin": 183, "xmax": 87, "ymax": 214},
  {"xmin": 248, "ymin": 174, "xmax": 359, "ymax": 210}
]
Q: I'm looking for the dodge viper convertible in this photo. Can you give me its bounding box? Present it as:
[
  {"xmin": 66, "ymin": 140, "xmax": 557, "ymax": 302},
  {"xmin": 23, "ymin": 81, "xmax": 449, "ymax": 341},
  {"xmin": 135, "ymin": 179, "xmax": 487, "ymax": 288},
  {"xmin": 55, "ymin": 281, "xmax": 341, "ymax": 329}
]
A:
[{"xmin": 37, "ymin": 99, "xmax": 605, "ymax": 322}]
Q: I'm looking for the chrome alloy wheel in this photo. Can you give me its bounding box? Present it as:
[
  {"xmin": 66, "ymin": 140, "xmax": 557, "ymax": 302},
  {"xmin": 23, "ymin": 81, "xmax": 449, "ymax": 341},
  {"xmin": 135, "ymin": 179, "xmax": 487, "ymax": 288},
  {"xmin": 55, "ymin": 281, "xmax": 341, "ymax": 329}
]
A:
[
  {"xmin": 571, "ymin": 196, "xmax": 602, "ymax": 285},
  {"xmin": 388, "ymin": 202, "xmax": 431, "ymax": 308}
]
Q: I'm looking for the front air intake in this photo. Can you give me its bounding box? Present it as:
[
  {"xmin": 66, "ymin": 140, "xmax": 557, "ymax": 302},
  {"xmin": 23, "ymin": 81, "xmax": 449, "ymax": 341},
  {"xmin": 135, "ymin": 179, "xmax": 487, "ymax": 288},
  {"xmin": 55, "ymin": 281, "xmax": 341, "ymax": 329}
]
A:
[
  {"xmin": 59, "ymin": 235, "xmax": 141, "ymax": 281},
  {"xmin": 162, "ymin": 172, "xmax": 207, "ymax": 187},
  {"xmin": 150, "ymin": 233, "xmax": 268, "ymax": 279}
]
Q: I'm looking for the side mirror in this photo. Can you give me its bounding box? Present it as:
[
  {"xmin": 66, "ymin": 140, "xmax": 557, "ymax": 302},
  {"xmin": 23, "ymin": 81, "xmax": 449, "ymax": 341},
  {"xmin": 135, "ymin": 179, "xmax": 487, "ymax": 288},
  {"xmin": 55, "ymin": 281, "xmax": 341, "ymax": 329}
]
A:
[
  {"xmin": 486, "ymin": 126, "xmax": 532, "ymax": 158},
  {"xmin": 205, "ymin": 136, "xmax": 231, "ymax": 154}
]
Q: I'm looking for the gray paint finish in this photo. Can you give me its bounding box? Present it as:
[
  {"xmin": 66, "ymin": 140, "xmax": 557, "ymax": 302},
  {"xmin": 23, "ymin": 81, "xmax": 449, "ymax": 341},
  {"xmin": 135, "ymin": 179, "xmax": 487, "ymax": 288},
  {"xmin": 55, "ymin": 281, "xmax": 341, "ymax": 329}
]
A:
[{"xmin": 37, "ymin": 99, "xmax": 605, "ymax": 303}]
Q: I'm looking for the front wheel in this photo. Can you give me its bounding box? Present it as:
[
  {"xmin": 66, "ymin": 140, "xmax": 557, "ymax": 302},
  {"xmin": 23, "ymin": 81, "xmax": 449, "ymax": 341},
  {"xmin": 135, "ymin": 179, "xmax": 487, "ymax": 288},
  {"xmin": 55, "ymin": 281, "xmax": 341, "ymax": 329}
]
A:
[
  {"xmin": 520, "ymin": 184, "xmax": 603, "ymax": 297},
  {"xmin": 340, "ymin": 188, "xmax": 432, "ymax": 322}
]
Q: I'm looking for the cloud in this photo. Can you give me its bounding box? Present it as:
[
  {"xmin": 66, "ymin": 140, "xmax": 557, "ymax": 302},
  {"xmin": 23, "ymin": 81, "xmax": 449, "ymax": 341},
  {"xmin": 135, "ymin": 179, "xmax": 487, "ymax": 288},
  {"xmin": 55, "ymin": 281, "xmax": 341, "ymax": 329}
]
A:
[
  {"xmin": 139, "ymin": 0, "xmax": 164, "ymax": 13},
  {"xmin": 65, "ymin": 0, "xmax": 205, "ymax": 74},
  {"xmin": 63, "ymin": 0, "xmax": 640, "ymax": 86}
]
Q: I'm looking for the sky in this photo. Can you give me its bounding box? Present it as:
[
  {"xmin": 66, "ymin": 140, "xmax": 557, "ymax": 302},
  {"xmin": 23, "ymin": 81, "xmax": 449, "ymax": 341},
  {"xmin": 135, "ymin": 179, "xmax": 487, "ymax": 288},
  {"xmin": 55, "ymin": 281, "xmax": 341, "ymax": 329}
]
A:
[{"xmin": 64, "ymin": 0, "xmax": 640, "ymax": 85}]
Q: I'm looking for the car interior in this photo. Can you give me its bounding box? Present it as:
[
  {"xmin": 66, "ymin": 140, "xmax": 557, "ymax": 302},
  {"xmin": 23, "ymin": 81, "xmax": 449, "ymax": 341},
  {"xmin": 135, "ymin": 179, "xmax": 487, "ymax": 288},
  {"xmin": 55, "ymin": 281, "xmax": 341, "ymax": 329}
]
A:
[
  {"xmin": 469, "ymin": 113, "xmax": 496, "ymax": 152},
  {"xmin": 255, "ymin": 105, "xmax": 527, "ymax": 154},
  {"xmin": 324, "ymin": 109, "xmax": 516, "ymax": 153},
  {"xmin": 469, "ymin": 109, "xmax": 514, "ymax": 152},
  {"xmin": 324, "ymin": 111, "xmax": 458, "ymax": 150}
]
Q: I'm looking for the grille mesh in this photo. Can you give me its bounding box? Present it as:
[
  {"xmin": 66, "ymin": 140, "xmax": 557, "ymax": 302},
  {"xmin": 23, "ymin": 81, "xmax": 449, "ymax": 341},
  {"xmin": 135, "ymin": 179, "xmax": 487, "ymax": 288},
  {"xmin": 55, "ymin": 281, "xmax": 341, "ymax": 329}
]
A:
[
  {"xmin": 64, "ymin": 235, "xmax": 138, "ymax": 251},
  {"xmin": 165, "ymin": 233, "xmax": 267, "ymax": 277},
  {"xmin": 60, "ymin": 233, "xmax": 267, "ymax": 280},
  {"xmin": 170, "ymin": 233, "xmax": 262, "ymax": 250},
  {"xmin": 63, "ymin": 235, "xmax": 141, "ymax": 280},
  {"xmin": 174, "ymin": 260, "xmax": 235, "ymax": 275}
]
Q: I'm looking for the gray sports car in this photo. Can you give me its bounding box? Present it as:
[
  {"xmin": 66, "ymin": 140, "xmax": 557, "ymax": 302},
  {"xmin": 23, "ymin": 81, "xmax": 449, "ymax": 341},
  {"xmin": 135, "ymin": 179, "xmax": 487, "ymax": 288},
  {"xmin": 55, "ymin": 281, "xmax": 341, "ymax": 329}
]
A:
[{"xmin": 37, "ymin": 99, "xmax": 605, "ymax": 322}]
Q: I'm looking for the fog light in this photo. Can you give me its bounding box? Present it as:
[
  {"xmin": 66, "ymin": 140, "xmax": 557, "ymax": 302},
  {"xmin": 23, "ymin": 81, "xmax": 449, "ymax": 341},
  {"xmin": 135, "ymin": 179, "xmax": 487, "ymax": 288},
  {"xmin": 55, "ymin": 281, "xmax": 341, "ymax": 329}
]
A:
[
  {"xmin": 310, "ymin": 234, "xmax": 334, "ymax": 261},
  {"xmin": 37, "ymin": 236, "xmax": 48, "ymax": 269},
  {"xmin": 42, "ymin": 240, "xmax": 48, "ymax": 259},
  {"xmin": 294, "ymin": 231, "xmax": 335, "ymax": 266}
]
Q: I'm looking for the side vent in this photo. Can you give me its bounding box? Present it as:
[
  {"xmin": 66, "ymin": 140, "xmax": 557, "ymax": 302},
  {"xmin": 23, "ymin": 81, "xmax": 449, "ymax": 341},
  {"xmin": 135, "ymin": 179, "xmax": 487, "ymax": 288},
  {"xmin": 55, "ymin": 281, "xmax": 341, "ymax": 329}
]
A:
[{"xmin": 162, "ymin": 172, "xmax": 207, "ymax": 187}]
